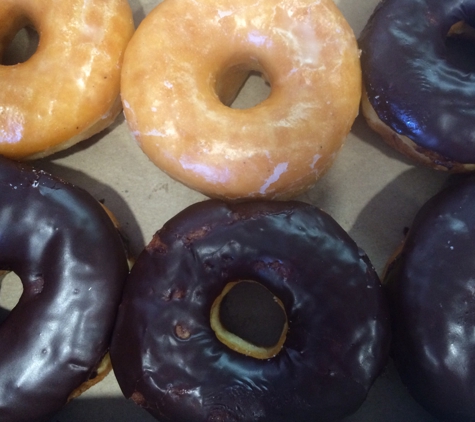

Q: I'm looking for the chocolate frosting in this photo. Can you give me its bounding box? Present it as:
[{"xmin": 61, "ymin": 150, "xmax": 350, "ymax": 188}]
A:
[
  {"xmin": 385, "ymin": 176, "xmax": 475, "ymax": 421},
  {"xmin": 359, "ymin": 0, "xmax": 475, "ymax": 163},
  {"xmin": 0, "ymin": 156, "xmax": 128, "ymax": 422},
  {"xmin": 111, "ymin": 199, "xmax": 390, "ymax": 422}
]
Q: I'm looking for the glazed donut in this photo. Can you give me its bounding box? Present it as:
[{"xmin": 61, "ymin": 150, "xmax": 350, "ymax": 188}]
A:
[
  {"xmin": 121, "ymin": 0, "xmax": 361, "ymax": 200},
  {"xmin": 111, "ymin": 200, "xmax": 390, "ymax": 422},
  {"xmin": 359, "ymin": 0, "xmax": 475, "ymax": 171},
  {"xmin": 0, "ymin": 156, "xmax": 129, "ymax": 422},
  {"xmin": 0, "ymin": 0, "xmax": 134, "ymax": 160},
  {"xmin": 384, "ymin": 176, "xmax": 475, "ymax": 421}
]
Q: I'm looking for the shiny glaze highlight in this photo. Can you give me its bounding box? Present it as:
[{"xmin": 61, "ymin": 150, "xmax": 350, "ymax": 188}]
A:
[
  {"xmin": 0, "ymin": 156, "xmax": 129, "ymax": 422},
  {"xmin": 111, "ymin": 200, "xmax": 390, "ymax": 422}
]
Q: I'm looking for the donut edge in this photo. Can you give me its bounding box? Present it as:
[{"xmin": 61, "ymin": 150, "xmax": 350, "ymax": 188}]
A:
[
  {"xmin": 361, "ymin": 90, "xmax": 475, "ymax": 172},
  {"xmin": 22, "ymin": 95, "xmax": 123, "ymax": 161}
]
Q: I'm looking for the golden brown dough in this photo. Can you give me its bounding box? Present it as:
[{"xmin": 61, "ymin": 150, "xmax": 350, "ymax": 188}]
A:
[
  {"xmin": 0, "ymin": 0, "xmax": 134, "ymax": 160},
  {"xmin": 121, "ymin": 0, "xmax": 361, "ymax": 200}
]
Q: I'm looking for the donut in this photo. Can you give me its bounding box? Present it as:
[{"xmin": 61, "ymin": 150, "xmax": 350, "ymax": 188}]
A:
[
  {"xmin": 359, "ymin": 0, "xmax": 475, "ymax": 171},
  {"xmin": 0, "ymin": 0, "xmax": 134, "ymax": 160},
  {"xmin": 121, "ymin": 0, "xmax": 362, "ymax": 200},
  {"xmin": 384, "ymin": 176, "xmax": 475, "ymax": 421},
  {"xmin": 111, "ymin": 200, "xmax": 390, "ymax": 422},
  {"xmin": 0, "ymin": 155, "xmax": 129, "ymax": 422}
]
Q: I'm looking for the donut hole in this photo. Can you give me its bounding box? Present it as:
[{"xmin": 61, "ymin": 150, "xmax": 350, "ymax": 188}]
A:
[
  {"xmin": 229, "ymin": 71, "xmax": 272, "ymax": 109},
  {"xmin": 210, "ymin": 280, "xmax": 288, "ymax": 359},
  {"xmin": 2, "ymin": 26, "xmax": 39, "ymax": 66},
  {"xmin": 0, "ymin": 271, "xmax": 23, "ymax": 323},
  {"xmin": 445, "ymin": 21, "xmax": 475, "ymax": 73},
  {"xmin": 215, "ymin": 64, "xmax": 271, "ymax": 109}
]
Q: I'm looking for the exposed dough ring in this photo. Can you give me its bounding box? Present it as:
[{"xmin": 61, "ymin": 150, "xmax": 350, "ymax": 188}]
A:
[
  {"xmin": 121, "ymin": 0, "xmax": 361, "ymax": 200},
  {"xmin": 0, "ymin": 0, "xmax": 134, "ymax": 160}
]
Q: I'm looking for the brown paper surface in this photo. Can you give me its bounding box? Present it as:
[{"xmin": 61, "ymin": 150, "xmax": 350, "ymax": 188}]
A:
[{"xmin": 1, "ymin": 0, "xmax": 448, "ymax": 421}]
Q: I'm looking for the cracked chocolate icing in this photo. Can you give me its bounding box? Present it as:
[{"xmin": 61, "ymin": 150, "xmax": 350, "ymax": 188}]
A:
[
  {"xmin": 359, "ymin": 0, "xmax": 475, "ymax": 163},
  {"xmin": 111, "ymin": 199, "xmax": 390, "ymax": 422},
  {"xmin": 385, "ymin": 176, "xmax": 475, "ymax": 421},
  {"xmin": 0, "ymin": 156, "xmax": 128, "ymax": 422}
]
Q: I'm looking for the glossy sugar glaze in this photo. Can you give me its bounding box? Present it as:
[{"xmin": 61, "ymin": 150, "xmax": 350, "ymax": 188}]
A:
[{"xmin": 0, "ymin": 0, "xmax": 134, "ymax": 159}]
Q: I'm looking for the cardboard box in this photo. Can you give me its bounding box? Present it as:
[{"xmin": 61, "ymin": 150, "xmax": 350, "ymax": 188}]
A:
[{"xmin": 2, "ymin": 0, "xmax": 447, "ymax": 420}]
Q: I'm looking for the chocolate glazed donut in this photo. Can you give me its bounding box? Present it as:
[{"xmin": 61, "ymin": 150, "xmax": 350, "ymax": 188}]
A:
[
  {"xmin": 0, "ymin": 156, "xmax": 129, "ymax": 422},
  {"xmin": 385, "ymin": 176, "xmax": 475, "ymax": 421},
  {"xmin": 359, "ymin": 0, "xmax": 475, "ymax": 169},
  {"xmin": 111, "ymin": 200, "xmax": 390, "ymax": 422}
]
